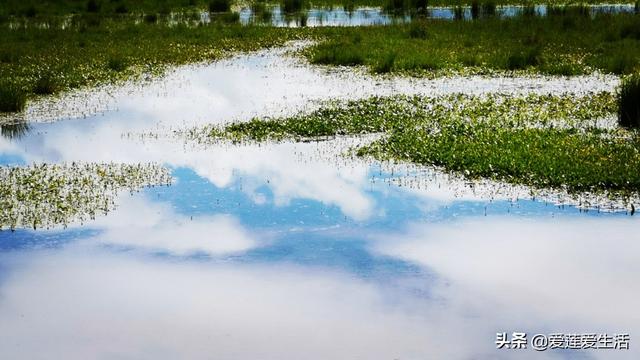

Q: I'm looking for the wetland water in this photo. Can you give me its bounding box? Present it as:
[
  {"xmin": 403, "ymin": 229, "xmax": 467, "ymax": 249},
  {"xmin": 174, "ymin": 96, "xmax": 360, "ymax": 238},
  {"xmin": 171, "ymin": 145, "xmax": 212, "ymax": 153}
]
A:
[
  {"xmin": 237, "ymin": 3, "xmax": 636, "ymax": 26},
  {"xmin": 0, "ymin": 45, "xmax": 638, "ymax": 359}
]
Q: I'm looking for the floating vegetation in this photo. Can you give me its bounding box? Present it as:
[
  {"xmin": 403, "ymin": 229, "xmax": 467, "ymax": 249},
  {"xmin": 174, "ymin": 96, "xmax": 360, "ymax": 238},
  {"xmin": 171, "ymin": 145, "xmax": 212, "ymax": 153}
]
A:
[
  {"xmin": 0, "ymin": 163, "xmax": 173, "ymax": 230},
  {"xmin": 192, "ymin": 92, "xmax": 640, "ymax": 201}
]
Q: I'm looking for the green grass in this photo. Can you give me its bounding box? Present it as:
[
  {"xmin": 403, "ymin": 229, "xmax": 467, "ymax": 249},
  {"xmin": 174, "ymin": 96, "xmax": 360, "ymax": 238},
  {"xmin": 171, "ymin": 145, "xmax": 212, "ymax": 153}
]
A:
[
  {"xmin": 0, "ymin": 163, "xmax": 172, "ymax": 230},
  {"xmin": 361, "ymin": 124, "xmax": 640, "ymax": 192},
  {"xmin": 203, "ymin": 92, "xmax": 640, "ymax": 194},
  {"xmin": 0, "ymin": 82, "xmax": 26, "ymax": 112},
  {"xmin": 305, "ymin": 14, "xmax": 640, "ymax": 76},
  {"xmin": 209, "ymin": 0, "xmax": 232, "ymax": 12},
  {"xmin": 0, "ymin": 19, "xmax": 304, "ymax": 112},
  {"xmin": 618, "ymin": 74, "xmax": 640, "ymax": 128},
  {"xmin": 302, "ymin": 0, "xmax": 635, "ymax": 7},
  {"xmin": 0, "ymin": 0, "xmax": 212, "ymax": 17}
]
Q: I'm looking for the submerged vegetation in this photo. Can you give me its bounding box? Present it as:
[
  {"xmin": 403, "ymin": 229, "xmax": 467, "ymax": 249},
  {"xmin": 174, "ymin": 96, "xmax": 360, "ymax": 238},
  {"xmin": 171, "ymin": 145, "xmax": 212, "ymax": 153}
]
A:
[
  {"xmin": 0, "ymin": 163, "xmax": 172, "ymax": 230},
  {"xmin": 198, "ymin": 92, "xmax": 640, "ymax": 196}
]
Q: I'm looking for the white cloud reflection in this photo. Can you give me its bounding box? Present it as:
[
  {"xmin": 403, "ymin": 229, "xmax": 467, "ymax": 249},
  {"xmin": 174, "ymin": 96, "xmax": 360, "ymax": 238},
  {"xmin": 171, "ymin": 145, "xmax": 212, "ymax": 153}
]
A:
[
  {"xmin": 372, "ymin": 216, "xmax": 640, "ymax": 360},
  {"xmin": 89, "ymin": 196, "xmax": 257, "ymax": 256},
  {"xmin": 0, "ymin": 215, "xmax": 636, "ymax": 359}
]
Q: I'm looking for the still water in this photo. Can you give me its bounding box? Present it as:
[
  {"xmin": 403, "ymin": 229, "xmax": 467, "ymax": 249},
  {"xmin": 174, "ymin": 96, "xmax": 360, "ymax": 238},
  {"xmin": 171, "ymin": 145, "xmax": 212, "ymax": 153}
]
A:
[
  {"xmin": 237, "ymin": 3, "xmax": 636, "ymax": 27},
  {"xmin": 0, "ymin": 45, "xmax": 637, "ymax": 359}
]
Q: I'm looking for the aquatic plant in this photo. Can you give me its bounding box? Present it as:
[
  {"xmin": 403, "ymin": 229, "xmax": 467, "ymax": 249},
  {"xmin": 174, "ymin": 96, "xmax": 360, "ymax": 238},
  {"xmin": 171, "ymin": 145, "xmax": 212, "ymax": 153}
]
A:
[
  {"xmin": 115, "ymin": 4, "xmax": 128, "ymax": 13},
  {"xmin": 471, "ymin": 1, "xmax": 480, "ymax": 19},
  {"xmin": 305, "ymin": 13, "xmax": 640, "ymax": 76},
  {"xmin": 0, "ymin": 122, "xmax": 30, "ymax": 140},
  {"xmin": 144, "ymin": 13, "xmax": 159, "ymax": 23},
  {"xmin": 197, "ymin": 92, "xmax": 640, "ymax": 195},
  {"xmin": 0, "ymin": 82, "xmax": 26, "ymax": 113},
  {"xmin": 86, "ymin": 0, "xmax": 101, "ymax": 13},
  {"xmin": 311, "ymin": 43, "xmax": 365, "ymax": 66},
  {"xmin": 0, "ymin": 163, "xmax": 173, "ymax": 230},
  {"xmin": 408, "ymin": 21, "xmax": 428, "ymax": 39},
  {"xmin": 506, "ymin": 47, "xmax": 541, "ymax": 70},
  {"xmin": 107, "ymin": 56, "xmax": 128, "ymax": 72},
  {"xmin": 453, "ymin": 6, "xmax": 464, "ymax": 20},
  {"xmin": 385, "ymin": 0, "xmax": 405, "ymax": 13},
  {"xmin": 373, "ymin": 52, "xmax": 397, "ymax": 73},
  {"xmin": 282, "ymin": 0, "xmax": 304, "ymax": 13},
  {"xmin": 209, "ymin": 0, "xmax": 231, "ymax": 13},
  {"xmin": 411, "ymin": 0, "xmax": 428, "ymax": 14},
  {"xmin": 33, "ymin": 73, "xmax": 60, "ymax": 95},
  {"xmin": 618, "ymin": 74, "xmax": 640, "ymax": 128}
]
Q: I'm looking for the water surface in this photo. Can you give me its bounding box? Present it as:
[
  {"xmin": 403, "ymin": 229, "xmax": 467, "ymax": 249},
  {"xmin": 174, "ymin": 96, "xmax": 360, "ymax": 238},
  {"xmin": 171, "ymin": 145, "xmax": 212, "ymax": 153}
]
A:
[{"xmin": 0, "ymin": 45, "xmax": 637, "ymax": 359}]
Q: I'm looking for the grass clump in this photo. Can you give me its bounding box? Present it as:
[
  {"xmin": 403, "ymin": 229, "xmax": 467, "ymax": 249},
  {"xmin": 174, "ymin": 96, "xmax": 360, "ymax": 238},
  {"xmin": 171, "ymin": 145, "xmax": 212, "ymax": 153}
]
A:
[
  {"xmin": 107, "ymin": 56, "xmax": 128, "ymax": 72},
  {"xmin": 311, "ymin": 42, "xmax": 365, "ymax": 66},
  {"xmin": 33, "ymin": 73, "xmax": 61, "ymax": 95},
  {"xmin": 209, "ymin": 0, "xmax": 231, "ymax": 13},
  {"xmin": 618, "ymin": 74, "xmax": 640, "ymax": 128},
  {"xmin": 0, "ymin": 82, "xmax": 26, "ymax": 112},
  {"xmin": 506, "ymin": 47, "xmax": 542, "ymax": 70},
  {"xmin": 86, "ymin": 0, "xmax": 101, "ymax": 13},
  {"xmin": 282, "ymin": 0, "xmax": 304, "ymax": 13}
]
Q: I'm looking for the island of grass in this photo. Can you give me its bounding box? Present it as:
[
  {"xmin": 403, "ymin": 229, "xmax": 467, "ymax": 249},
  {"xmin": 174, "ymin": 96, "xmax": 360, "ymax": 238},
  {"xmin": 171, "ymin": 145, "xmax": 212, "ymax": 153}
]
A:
[
  {"xmin": 306, "ymin": 12, "xmax": 640, "ymax": 76},
  {"xmin": 0, "ymin": 162, "xmax": 172, "ymax": 230},
  {"xmin": 198, "ymin": 92, "xmax": 640, "ymax": 199}
]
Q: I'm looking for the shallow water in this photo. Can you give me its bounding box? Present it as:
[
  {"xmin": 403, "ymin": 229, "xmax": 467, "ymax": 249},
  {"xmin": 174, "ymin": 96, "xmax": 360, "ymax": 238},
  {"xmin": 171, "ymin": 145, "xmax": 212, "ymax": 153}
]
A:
[
  {"xmin": 238, "ymin": 3, "xmax": 636, "ymax": 27},
  {"xmin": 0, "ymin": 45, "xmax": 638, "ymax": 359}
]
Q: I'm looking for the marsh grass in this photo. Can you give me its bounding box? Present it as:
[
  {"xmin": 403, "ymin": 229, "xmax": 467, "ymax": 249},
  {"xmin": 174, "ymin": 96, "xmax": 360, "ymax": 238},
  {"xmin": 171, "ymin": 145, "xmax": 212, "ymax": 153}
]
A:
[
  {"xmin": 506, "ymin": 47, "xmax": 542, "ymax": 70},
  {"xmin": 408, "ymin": 20, "xmax": 428, "ymax": 38},
  {"xmin": 107, "ymin": 56, "xmax": 128, "ymax": 72},
  {"xmin": 209, "ymin": 0, "xmax": 231, "ymax": 13},
  {"xmin": 306, "ymin": 14, "xmax": 640, "ymax": 76},
  {"xmin": 618, "ymin": 74, "xmax": 640, "ymax": 128},
  {"xmin": 0, "ymin": 163, "xmax": 172, "ymax": 230},
  {"xmin": 0, "ymin": 83, "xmax": 26, "ymax": 112},
  {"xmin": 470, "ymin": 0, "xmax": 496, "ymax": 19},
  {"xmin": 311, "ymin": 42, "xmax": 365, "ymax": 65},
  {"xmin": 363, "ymin": 125, "xmax": 640, "ymax": 192},
  {"xmin": 86, "ymin": 0, "xmax": 101, "ymax": 13},
  {"xmin": 0, "ymin": 20, "xmax": 303, "ymax": 112},
  {"xmin": 373, "ymin": 52, "xmax": 397, "ymax": 73},
  {"xmin": 33, "ymin": 73, "xmax": 61, "ymax": 95},
  {"xmin": 282, "ymin": 0, "xmax": 304, "ymax": 13},
  {"xmin": 205, "ymin": 93, "xmax": 640, "ymax": 194}
]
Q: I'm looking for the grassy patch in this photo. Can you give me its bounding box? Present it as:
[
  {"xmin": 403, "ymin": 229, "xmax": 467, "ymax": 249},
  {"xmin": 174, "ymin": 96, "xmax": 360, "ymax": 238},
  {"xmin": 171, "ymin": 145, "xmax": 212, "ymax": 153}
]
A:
[
  {"xmin": 618, "ymin": 73, "xmax": 640, "ymax": 128},
  {"xmin": 201, "ymin": 92, "xmax": 640, "ymax": 194},
  {"xmin": 0, "ymin": 82, "xmax": 26, "ymax": 112},
  {"xmin": 0, "ymin": 19, "xmax": 304, "ymax": 112},
  {"xmin": 305, "ymin": 14, "xmax": 640, "ymax": 76},
  {"xmin": 0, "ymin": 163, "xmax": 172, "ymax": 230},
  {"xmin": 361, "ymin": 124, "xmax": 640, "ymax": 192}
]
